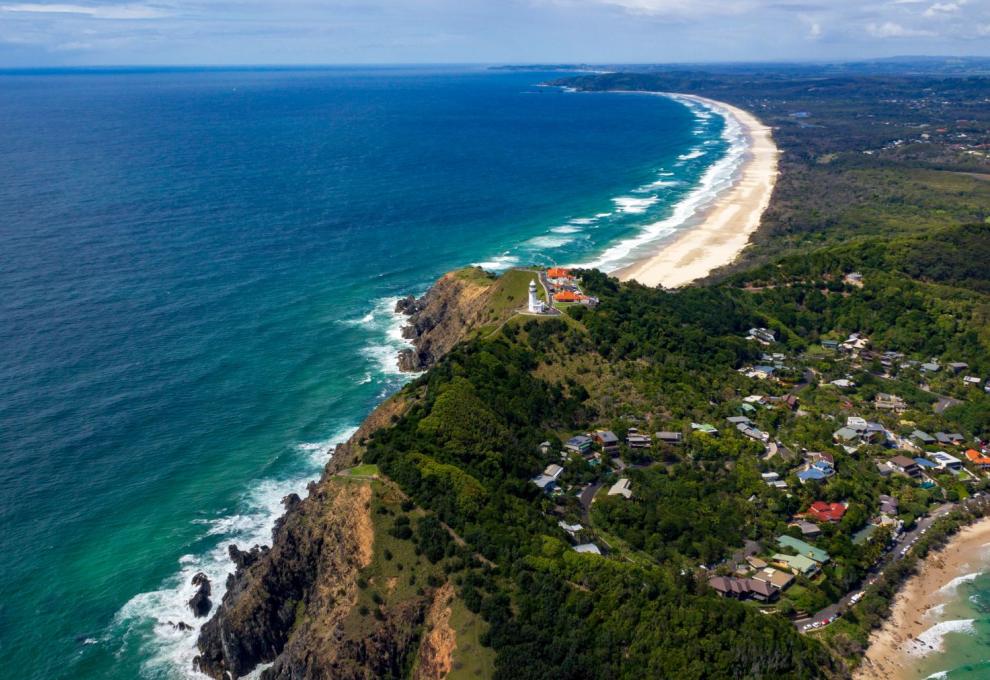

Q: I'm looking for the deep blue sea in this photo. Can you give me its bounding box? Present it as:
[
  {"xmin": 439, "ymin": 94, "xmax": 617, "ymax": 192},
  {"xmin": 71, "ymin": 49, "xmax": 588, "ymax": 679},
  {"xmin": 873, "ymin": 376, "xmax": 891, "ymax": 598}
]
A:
[{"xmin": 0, "ymin": 66, "xmax": 736, "ymax": 678}]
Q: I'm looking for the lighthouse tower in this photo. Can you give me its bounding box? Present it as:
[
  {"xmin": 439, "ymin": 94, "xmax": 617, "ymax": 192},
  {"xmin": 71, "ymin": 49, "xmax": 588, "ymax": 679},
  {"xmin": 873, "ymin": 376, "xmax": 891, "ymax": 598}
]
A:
[{"xmin": 528, "ymin": 279, "xmax": 542, "ymax": 313}]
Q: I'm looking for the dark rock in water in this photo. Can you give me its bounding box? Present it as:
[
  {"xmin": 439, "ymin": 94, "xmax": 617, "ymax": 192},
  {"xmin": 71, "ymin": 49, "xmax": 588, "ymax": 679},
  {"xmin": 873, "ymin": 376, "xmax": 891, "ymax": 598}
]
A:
[
  {"xmin": 169, "ymin": 621, "xmax": 193, "ymax": 631},
  {"xmin": 189, "ymin": 572, "xmax": 213, "ymax": 618},
  {"xmin": 282, "ymin": 493, "xmax": 301, "ymax": 512},
  {"xmin": 394, "ymin": 295, "xmax": 419, "ymax": 315},
  {"xmin": 191, "ymin": 572, "xmax": 212, "ymax": 596}
]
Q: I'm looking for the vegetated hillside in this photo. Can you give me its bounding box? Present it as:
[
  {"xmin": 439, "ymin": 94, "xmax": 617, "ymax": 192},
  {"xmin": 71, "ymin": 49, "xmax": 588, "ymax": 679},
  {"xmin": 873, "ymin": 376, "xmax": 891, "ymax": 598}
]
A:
[
  {"xmin": 554, "ymin": 70, "xmax": 990, "ymax": 271},
  {"xmin": 199, "ymin": 222, "xmax": 990, "ymax": 679}
]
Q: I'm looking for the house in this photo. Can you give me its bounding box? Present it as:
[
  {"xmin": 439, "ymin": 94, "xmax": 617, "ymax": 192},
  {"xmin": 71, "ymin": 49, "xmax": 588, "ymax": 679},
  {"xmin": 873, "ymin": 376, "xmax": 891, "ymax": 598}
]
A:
[
  {"xmin": 691, "ymin": 423, "xmax": 719, "ymax": 436},
  {"xmin": 546, "ymin": 267, "xmax": 572, "ymax": 283},
  {"xmin": 752, "ymin": 567, "xmax": 795, "ymax": 591},
  {"xmin": 875, "ymin": 393, "xmax": 907, "ymax": 412},
  {"xmin": 966, "ymin": 449, "xmax": 990, "ymax": 470},
  {"xmin": 727, "ymin": 416, "xmax": 752, "ymax": 425},
  {"xmin": 914, "ymin": 457, "xmax": 938, "ymax": 471},
  {"xmin": 911, "ymin": 430, "xmax": 936, "ymax": 446},
  {"xmin": 746, "ymin": 555, "xmax": 768, "ymax": 570},
  {"xmin": 789, "ymin": 520, "xmax": 822, "ymax": 538},
  {"xmin": 822, "ymin": 340, "xmax": 840, "ymax": 351},
  {"xmin": 847, "ymin": 416, "xmax": 868, "ymax": 431},
  {"xmin": 564, "ymin": 435, "xmax": 593, "ymax": 455},
  {"xmin": 920, "ymin": 362, "xmax": 941, "ymax": 373},
  {"xmin": 830, "ymin": 378, "xmax": 855, "ymax": 388},
  {"xmin": 558, "ymin": 521, "xmax": 582, "ymax": 534},
  {"xmin": 935, "ymin": 432, "xmax": 964, "ymax": 446},
  {"xmin": 777, "ymin": 535, "xmax": 830, "ymax": 564},
  {"xmin": 573, "ymin": 543, "xmax": 602, "ymax": 555},
  {"xmin": 626, "ymin": 428, "xmax": 652, "ymax": 449},
  {"xmin": 655, "ymin": 431, "xmax": 683, "ymax": 445},
  {"xmin": 833, "ymin": 427, "xmax": 861, "ymax": 444},
  {"xmin": 844, "ymin": 272, "xmax": 864, "ymax": 287},
  {"xmin": 963, "ymin": 376, "xmax": 983, "ymax": 386},
  {"xmin": 531, "ymin": 463, "xmax": 564, "ymax": 491},
  {"xmin": 853, "ymin": 524, "xmax": 878, "ymax": 545},
  {"xmin": 748, "ymin": 327, "xmax": 776, "ymax": 344},
  {"xmin": 879, "ymin": 494, "xmax": 899, "ymax": 516},
  {"xmin": 772, "ymin": 553, "xmax": 820, "ymax": 577},
  {"xmin": 737, "ymin": 422, "xmax": 770, "ymax": 442},
  {"xmin": 805, "ymin": 501, "xmax": 846, "ymax": 523},
  {"xmin": 592, "ymin": 430, "xmax": 619, "ymax": 455},
  {"xmin": 708, "ymin": 576, "xmax": 777, "ymax": 602},
  {"xmin": 929, "ymin": 451, "xmax": 963, "ymax": 471},
  {"xmin": 538, "ymin": 441, "xmax": 552, "ymax": 455},
  {"xmin": 746, "ymin": 366, "xmax": 776, "ymax": 380},
  {"xmin": 608, "ymin": 478, "xmax": 633, "ymax": 499},
  {"xmin": 887, "ymin": 455, "xmax": 921, "ymax": 478},
  {"xmin": 797, "ymin": 461, "xmax": 835, "ymax": 484},
  {"xmin": 947, "ymin": 362, "xmax": 969, "ymax": 374}
]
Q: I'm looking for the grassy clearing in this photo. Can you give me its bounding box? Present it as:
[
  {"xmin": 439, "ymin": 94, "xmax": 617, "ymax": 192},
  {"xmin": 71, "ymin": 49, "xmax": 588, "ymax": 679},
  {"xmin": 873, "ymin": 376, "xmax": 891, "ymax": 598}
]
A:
[
  {"xmin": 342, "ymin": 480, "xmax": 443, "ymax": 640},
  {"xmin": 346, "ymin": 463, "xmax": 381, "ymax": 477},
  {"xmin": 447, "ymin": 597, "xmax": 495, "ymax": 680}
]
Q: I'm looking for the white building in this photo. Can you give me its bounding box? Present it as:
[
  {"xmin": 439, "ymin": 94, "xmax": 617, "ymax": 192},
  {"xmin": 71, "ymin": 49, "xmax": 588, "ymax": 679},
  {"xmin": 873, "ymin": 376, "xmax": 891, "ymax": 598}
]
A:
[{"xmin": 527, "ymin": 279, "xmax": 545, "ymax": 313}]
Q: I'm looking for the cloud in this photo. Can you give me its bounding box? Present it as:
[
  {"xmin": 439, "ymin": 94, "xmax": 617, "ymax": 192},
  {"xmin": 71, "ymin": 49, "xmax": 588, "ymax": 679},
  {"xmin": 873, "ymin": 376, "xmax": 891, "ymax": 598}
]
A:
[
  {"xmin": 0, "ymin": 3, "xmax": 168, "ymax": 19},
  {"xmin": 923, "ymin": 1, "xmax": 963, "ymax": 17},
  {"xmin": 866, "ymin": 20, "xmax": 936, "ymax": 37}
]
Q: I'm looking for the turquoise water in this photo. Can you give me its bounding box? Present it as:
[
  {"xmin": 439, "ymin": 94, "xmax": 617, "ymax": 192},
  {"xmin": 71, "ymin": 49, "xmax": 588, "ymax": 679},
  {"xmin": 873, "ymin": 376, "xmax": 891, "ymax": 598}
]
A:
[
  {"xmin": 0, "ymin": 66, "xmax": 735, "ymax": 678},
  {"xmin": 904, "ymin": 568, "xmax": 990, "ymax": 679}
]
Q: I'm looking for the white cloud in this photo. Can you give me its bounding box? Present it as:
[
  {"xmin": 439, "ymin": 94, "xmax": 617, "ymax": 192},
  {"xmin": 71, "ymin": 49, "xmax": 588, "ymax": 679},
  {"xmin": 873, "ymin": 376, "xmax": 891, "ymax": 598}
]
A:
[
  {"xmin": 923, "ymin": 1, "xmax": 964, "ymax": 17},
  {"xmin": 866, "ymin": 20, "xmax": 936, "ymax": 37},
  {"xmin": 0, "ymin": 3, "xmax": 168, "ymax": 19}
]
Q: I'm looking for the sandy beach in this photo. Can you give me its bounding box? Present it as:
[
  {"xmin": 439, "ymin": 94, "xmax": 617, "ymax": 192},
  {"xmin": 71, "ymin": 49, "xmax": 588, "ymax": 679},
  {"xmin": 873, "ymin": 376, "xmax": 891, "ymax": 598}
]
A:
[
  {"xmin": 855, "ymin": 518, "xmax": 990, "ymax": 680},
  {"xmin": 615, "ymin": 95, "xmax": 779, "ymax": 288}
]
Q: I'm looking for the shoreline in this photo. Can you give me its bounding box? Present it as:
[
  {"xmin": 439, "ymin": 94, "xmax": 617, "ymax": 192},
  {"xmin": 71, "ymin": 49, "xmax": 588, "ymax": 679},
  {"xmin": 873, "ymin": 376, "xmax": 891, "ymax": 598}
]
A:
[
  {"xmin": 613, "ymin": 94, "xmax": 779, "ymax": 288},
  {"xmin": 855, "ymin": 517, "xmax": 990, "ymax": 680}
]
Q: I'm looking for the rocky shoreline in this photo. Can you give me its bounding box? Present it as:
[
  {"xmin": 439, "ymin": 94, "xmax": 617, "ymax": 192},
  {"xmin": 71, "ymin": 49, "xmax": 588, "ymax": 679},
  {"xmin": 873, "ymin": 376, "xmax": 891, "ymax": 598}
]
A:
[{"xmin": 193, "ymin": 268, "xmax": 496, "ymax": 679}]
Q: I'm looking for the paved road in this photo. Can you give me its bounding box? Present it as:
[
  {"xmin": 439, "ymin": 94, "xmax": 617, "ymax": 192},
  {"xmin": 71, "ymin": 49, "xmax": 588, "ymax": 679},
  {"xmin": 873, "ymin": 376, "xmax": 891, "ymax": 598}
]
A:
[{"xmin": 795, "ymin": 498, "xmax": 986, "ymax": 632}]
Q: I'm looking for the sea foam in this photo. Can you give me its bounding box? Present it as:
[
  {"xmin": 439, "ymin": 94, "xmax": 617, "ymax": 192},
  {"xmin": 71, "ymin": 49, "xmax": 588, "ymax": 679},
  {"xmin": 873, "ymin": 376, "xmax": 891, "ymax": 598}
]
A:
[
  {"xmin": 939, "ymin": 572, "xmax": 982, "ymax": 594},
  {"xmin": 580, "ymin": 94, "xmax": 748, "ymax": 272},
  {"xmin": 612, "ymin": 195, "xmax": 659, "ymax": 214},
  {"xmin": 905, "ymin": 619, "xmax": 976, "ymax": 657}
]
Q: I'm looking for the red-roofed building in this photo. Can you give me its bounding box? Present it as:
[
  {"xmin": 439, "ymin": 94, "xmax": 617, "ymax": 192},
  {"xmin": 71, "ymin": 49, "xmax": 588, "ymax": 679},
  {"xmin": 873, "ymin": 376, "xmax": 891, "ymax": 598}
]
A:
[
  {"xmin": 805, "ymin": 501, "xmax": 846, "ymax": 523},
  {"xmin": 966, "ymin": 449, "xmax": 990, "ymax": 469},
  {"xmin": 553, "ymin": 290, "xmax": 586, "ymax": 303},
  {"xmin": 547, "ymin": 267, "xmax": 572, "ymax": 280}
]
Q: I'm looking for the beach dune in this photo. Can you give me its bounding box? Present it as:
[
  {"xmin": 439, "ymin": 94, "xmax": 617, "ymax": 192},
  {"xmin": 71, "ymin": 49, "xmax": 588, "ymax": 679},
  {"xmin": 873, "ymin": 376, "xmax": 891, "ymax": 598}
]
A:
[{"xmin": 615, "ymin": 95, "xmax": 779, "ymax": 288}]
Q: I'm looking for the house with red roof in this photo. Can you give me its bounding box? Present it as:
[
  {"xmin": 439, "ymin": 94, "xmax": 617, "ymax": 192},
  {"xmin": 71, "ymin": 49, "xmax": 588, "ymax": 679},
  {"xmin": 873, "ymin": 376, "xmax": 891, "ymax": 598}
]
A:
[{"xmin": 804, "ymin": 501, "xmax": 846, "ymax": 523}]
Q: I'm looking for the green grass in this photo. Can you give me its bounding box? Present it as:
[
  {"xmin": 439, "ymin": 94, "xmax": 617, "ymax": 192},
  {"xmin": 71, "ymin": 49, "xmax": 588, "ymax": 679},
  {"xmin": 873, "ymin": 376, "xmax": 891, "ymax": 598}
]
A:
[
  {"xmin": 343, "ymin": 481, "xmax": 443, "ymax": 640},
  {"xmin": 346, "ymin": 463, "xmax": 381, "ymax": 477},
  {"xmin": 447, "ymin": 597, "xmax": 495, "ymax": 680}
]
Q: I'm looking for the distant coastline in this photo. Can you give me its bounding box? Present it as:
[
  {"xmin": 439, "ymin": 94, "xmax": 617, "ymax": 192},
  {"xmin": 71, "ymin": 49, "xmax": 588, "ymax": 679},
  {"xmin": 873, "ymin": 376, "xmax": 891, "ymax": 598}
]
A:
[{"xmin": 613, "ymin": 94, "xmax": 779, "ymax": 288}]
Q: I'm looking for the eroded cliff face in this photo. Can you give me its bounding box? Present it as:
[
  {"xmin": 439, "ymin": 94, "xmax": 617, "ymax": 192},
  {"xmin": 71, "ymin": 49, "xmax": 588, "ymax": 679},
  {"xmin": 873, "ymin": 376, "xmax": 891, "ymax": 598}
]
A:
[
  {"xmin": 194, "ymin": 267, "xmax": 490, "ymax": 679},
  {"xmin": 396, "ymin": 268, "xmax": 498, "ymax": 372},
  {"xmin": 195, "ymin": 480, "xmax": 375, "ymax": 679}
]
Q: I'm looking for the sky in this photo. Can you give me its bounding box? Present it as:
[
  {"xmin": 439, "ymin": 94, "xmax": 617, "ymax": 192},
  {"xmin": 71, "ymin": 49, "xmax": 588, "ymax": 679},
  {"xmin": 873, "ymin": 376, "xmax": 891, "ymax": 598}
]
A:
[{"xmin": 0, "ymin": 0, "xmax": 988, "ymax": 67}]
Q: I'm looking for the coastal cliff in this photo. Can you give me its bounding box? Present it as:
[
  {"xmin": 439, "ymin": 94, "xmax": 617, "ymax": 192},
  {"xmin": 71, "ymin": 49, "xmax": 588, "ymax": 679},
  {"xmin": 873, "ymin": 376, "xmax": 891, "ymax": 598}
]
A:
[
  {"xmin": 194, "ymin": 269, "xmax": 500, "ymax": 679},
  {"xmin": 395, "ymin": 267, "xmax": 502, "ymax": 372}
]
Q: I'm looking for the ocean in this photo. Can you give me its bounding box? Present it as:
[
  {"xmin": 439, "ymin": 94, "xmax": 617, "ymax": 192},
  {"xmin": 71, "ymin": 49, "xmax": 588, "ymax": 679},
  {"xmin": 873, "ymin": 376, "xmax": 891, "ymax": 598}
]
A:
[
  {"xmin": 0, "ymin": 66, "xmax": 740, "ymax": 679},
  {"xmin": 902, "ymin": 560, "xmax": 990, "ymax": 679}
]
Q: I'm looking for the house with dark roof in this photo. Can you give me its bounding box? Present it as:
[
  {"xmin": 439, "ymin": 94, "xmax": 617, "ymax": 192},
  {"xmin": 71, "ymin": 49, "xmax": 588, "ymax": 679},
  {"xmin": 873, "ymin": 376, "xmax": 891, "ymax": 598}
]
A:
[
  {"xmin": 626, "ymin": 429, "xmax": 652, "ymax": 449},
  {"xmin": 887, "ymin": 455, "xmax": 921, "ymax": 478},
  {"xmin": 655, "ymin": 431, "xmax": 683, "ymax": 445},
  {"xmin": 911, "ymin": 430, "xmax": 936, "ymax": 446},
  {"xmin": 708, "ymin": 576, "xmax": 777, "ymax": 602},
  {"xmin": 564, "ymin": 435, "xmax": 593, "ymax": 455},
  {"xmin": 592, "ymin": 430, "xmax": 619, "ymax": 455}
]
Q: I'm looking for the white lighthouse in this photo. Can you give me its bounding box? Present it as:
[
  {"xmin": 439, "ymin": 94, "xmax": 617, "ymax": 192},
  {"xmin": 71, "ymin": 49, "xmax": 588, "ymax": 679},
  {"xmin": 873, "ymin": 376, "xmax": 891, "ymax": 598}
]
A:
[{"xmin": 527, "ymin": 279, "xmax": 542, "ymax": 313}]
